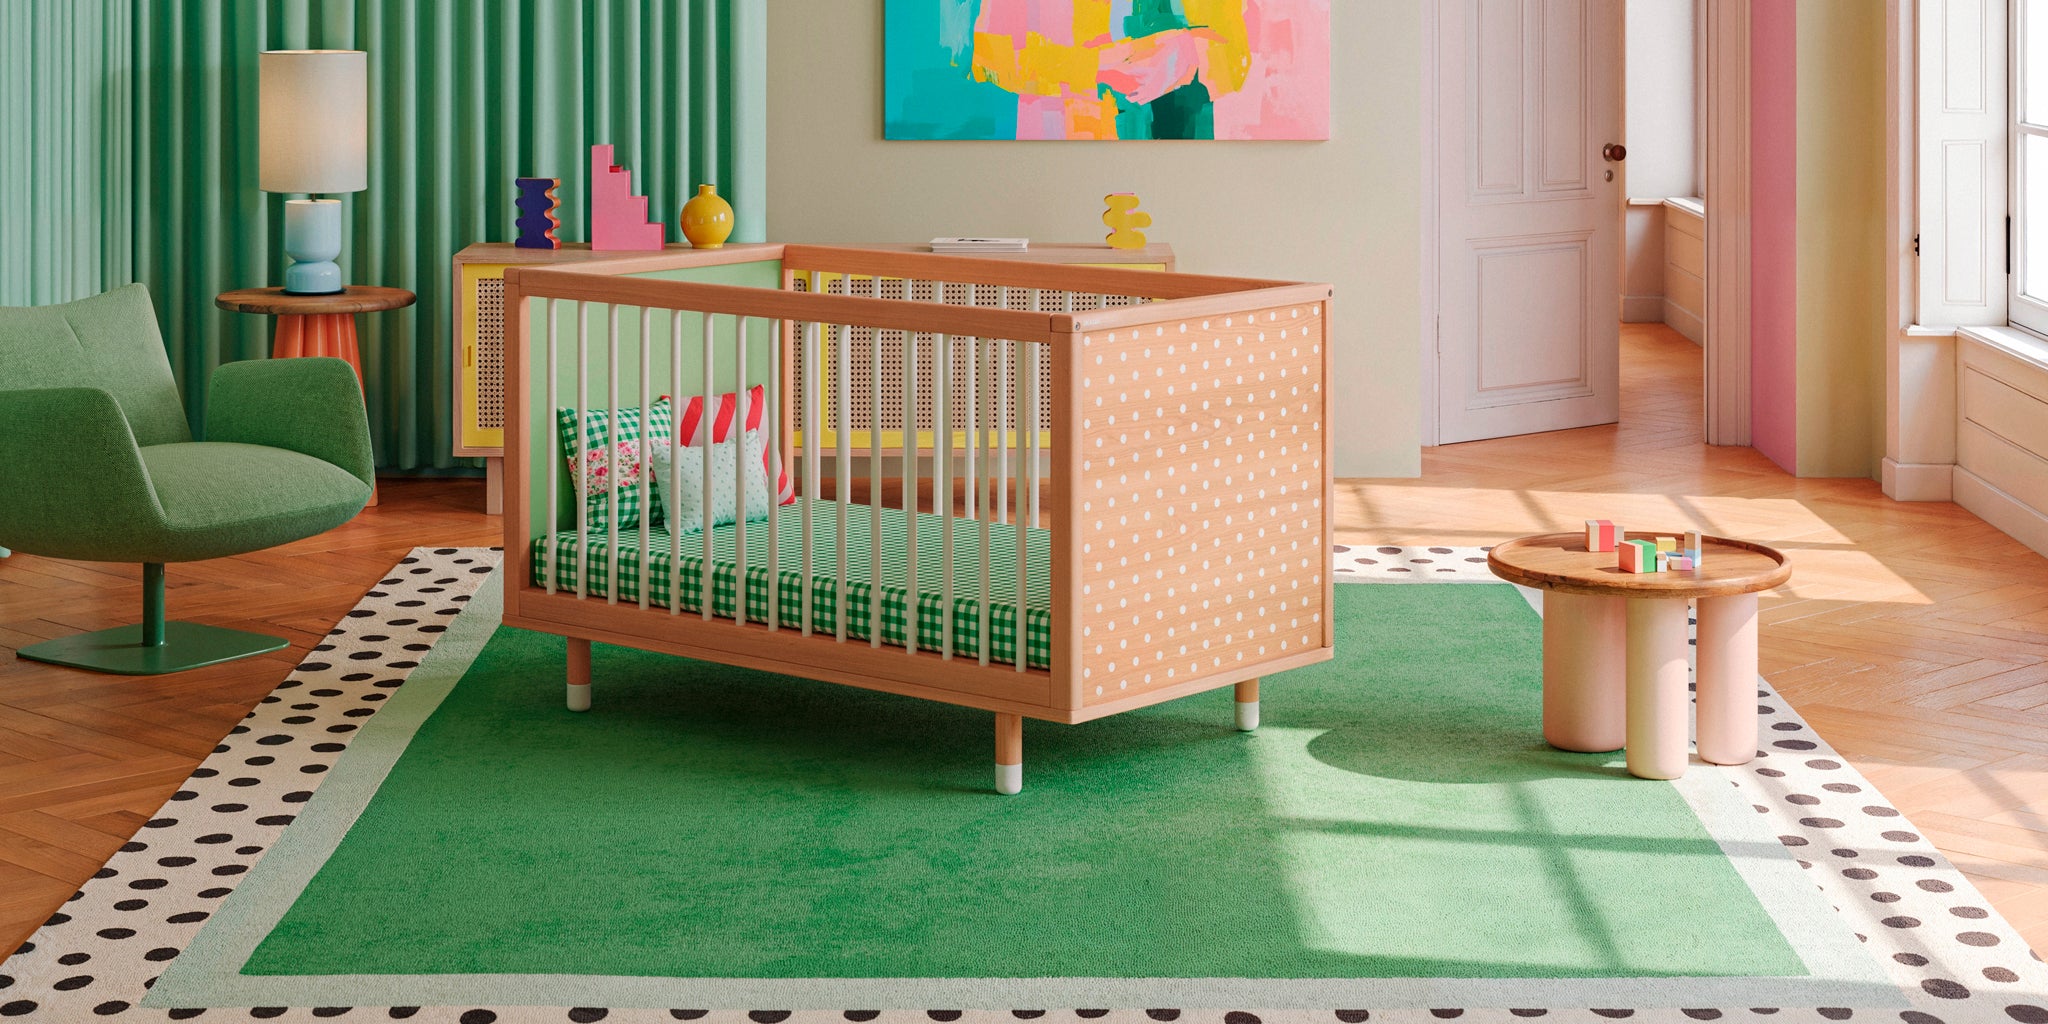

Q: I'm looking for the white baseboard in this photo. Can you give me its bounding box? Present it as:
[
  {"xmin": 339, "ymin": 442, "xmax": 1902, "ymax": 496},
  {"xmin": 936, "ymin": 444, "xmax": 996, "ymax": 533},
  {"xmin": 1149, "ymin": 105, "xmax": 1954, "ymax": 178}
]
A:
[
  {"xmin": 1662, "ymin": 300, "xmax": 1703, "ymax": 344},
  {"xmin": 1954, "ymin": 466, "xmax": 2048, "ymax": 558},
  {"xmin": 1623, "ymin": 294, "xmax": 1665, "ymax": 323},
  {"xmin": 1880, "ymin": 458, "xmax": 1954, "ymax": 501}
]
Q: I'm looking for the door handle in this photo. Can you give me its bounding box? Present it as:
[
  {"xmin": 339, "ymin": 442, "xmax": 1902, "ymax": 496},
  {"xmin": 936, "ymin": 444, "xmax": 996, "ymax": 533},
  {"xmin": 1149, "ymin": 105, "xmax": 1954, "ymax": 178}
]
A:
[{"xmin": 1603, "ymin": 143, "xmax": 1627, "ymax": 162}]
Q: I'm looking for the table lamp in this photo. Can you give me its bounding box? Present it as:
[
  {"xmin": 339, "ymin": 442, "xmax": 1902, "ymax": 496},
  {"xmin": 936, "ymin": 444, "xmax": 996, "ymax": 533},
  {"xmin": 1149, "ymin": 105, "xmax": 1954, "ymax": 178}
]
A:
[{"xmin": 259, "ymin": 50, "xmax": 367, "ymax": 295}]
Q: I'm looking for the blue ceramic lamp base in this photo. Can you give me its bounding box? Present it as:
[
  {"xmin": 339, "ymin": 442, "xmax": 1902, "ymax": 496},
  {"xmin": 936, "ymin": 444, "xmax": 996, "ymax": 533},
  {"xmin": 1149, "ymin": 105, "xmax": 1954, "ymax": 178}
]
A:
[{"xmin": 282, "ymin": 198, "xmax": 345, "ymax": 295}]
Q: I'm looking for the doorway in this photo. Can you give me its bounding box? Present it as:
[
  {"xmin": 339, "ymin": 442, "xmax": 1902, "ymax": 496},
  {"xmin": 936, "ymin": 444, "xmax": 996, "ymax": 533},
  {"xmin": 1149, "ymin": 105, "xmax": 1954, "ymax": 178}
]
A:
[{"xmin": 1421, "ymin": 0, "xmax": 1753, "ymax": 449}]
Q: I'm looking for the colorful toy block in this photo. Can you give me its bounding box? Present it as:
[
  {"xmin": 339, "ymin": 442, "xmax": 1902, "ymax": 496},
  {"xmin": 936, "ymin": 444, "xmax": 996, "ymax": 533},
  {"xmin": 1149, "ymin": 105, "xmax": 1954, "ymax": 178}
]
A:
[
  {"xmin": 1665, "ymin": 554, "xmax": 1695, "ymax": 571},
  {"xmin": 1619, "ymin": 539, "xmax": 1660, "ymax": 573},
  {"xmin": 1684, "ymin": 530, "xmax": 1704, "ymax": 566},
  {"xmin": 1585, "ymin": 519, "xmax": 1619, "ymax": 552},
  {"xmin": 589, "ymin": 144, "xmax": 665, "ymax": 251},
  {"xmin": 1655, "ymin": 535, "xmax": 1679, "ymax": 553},
  {"xmin": 514, "ymin": 177, "xmax": 562, "ymax": 249}
]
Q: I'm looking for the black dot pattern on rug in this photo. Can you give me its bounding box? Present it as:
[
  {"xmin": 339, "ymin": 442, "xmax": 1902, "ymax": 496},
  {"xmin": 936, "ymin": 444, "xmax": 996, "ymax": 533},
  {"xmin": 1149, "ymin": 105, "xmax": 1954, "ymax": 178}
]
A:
[{"xmin": 7, "ymin": 543, "xmax": 2048, "ymax": 1022}]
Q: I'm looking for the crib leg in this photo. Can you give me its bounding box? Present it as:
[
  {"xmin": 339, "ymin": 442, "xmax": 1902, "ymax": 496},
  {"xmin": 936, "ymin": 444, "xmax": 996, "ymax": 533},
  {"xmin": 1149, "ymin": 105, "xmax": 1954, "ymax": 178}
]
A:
[
  {"xmin": 567, "ymin": 637, "xmax": 592, "ymax": 712},
  {"xmin": 1235, "ymin": 678, "xmax": 1260, "ymax": 731},
  {"xmin": 995, "ymin": 712, "xmax": 1022, "ymax": 795}
]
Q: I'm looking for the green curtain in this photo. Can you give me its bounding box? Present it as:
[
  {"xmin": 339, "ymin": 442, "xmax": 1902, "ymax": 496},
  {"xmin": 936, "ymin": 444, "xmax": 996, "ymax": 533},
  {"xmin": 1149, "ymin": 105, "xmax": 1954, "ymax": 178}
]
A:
[{"xmin": 6, "ymin": 0, "xmax": 765, "ymax": 474}]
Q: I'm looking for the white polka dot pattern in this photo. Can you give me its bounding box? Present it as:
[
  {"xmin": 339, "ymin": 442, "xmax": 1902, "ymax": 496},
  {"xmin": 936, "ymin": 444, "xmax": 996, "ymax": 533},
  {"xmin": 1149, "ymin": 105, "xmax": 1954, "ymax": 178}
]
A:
[{"xmin": 1075, "ymin": 304, "xmax": 1328, "ymax": 705}]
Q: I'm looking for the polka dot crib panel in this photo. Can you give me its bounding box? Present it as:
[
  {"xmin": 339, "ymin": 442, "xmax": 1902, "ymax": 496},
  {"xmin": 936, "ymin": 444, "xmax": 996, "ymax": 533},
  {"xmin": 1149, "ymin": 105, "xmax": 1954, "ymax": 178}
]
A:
[{"xmin": 498, "ymin": 245, "xmax": 1334, "ymax": 793}]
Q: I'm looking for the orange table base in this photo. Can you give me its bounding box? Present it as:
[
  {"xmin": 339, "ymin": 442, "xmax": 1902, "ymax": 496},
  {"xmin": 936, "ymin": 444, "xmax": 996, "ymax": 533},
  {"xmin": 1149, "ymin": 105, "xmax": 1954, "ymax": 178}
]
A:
[
  {"xmin": 272, "ymin": 313, "xmax": 364, "ymax": 384},
  {"xmin": 272, "ymin": 313, "xmax": 375, "ymax": 505}
]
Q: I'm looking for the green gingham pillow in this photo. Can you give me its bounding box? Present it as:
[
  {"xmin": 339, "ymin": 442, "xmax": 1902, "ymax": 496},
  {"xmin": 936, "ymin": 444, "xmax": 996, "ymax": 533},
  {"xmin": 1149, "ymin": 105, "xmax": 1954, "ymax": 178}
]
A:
[
  {"xmin": 651, "ymin": 429, "xmax": 773, "ymax": 533},
  {"xmin": 556, "ymin": 397, "xmax": 673, "ymax": 532}
]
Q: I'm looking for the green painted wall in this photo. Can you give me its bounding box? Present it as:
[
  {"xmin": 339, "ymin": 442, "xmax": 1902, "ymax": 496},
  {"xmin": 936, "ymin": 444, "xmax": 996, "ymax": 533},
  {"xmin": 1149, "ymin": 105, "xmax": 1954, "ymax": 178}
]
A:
[
  {"xmin": 1793, "ymin": 1, "xmax": 1887, "ymax": 479},
  {"xmin": 4, "ymin": 0, "xmax": 766, "ymax": 475}
]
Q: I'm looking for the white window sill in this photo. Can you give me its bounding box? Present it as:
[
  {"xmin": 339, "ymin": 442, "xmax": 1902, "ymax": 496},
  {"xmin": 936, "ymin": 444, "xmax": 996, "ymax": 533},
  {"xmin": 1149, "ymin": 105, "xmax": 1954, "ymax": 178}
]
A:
[{"xmin": 1957, "ymin": 324, "xmax": 2048, "ymax": 372}]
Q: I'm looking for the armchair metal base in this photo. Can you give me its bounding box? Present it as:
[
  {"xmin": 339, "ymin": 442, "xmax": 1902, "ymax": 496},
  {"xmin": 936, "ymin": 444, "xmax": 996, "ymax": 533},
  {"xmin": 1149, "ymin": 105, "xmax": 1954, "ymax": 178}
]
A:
[
  {"xmin": 18, "ymin": 621, "xmax": 287, "ymax": 675},
  {"xmin": 13, "ymin": 561, "xmax": 286, "ymax": 675}
]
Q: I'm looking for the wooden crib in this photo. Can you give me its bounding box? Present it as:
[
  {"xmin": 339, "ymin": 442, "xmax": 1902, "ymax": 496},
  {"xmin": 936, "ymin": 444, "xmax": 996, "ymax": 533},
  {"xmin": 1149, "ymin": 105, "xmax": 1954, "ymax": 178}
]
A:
[{"xmin": 502, "ymin": 244, "xmax": 1334, "ymax": 793}]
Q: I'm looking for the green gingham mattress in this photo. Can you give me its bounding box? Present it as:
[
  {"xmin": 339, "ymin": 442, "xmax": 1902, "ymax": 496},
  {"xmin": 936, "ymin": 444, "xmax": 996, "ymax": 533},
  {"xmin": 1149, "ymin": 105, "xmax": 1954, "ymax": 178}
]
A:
[{"xmin": 529, "ymin": 497, "xmax": 1053, "ymax": 669}]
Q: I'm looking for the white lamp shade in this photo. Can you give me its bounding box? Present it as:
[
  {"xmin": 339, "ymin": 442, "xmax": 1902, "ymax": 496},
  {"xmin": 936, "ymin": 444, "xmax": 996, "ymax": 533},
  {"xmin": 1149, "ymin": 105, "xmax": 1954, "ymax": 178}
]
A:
[{"xmin": 259, "ymin": 50, "xmax": 367, "ymax": 194}]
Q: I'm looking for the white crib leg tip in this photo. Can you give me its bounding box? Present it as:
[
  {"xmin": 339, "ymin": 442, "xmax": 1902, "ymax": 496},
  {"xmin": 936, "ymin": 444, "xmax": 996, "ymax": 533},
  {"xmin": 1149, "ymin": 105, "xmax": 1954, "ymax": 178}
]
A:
[
  {"xmin": 1235, "ymin": 699, "xmax": 1260, "ymax": 731},
  {"xmin": 567, "ymin": 685, "xmax": 591, "ymax": 712},
  {"xmin": 995, "ymin": 762, "xmax": 1023, "ymax": 795}
]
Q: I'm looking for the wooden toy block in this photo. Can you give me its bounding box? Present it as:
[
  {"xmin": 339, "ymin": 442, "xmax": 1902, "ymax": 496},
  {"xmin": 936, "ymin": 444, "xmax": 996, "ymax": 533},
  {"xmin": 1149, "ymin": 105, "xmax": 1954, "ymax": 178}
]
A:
[
  {"xmin": 1103, "ymin": 193, "xmax": 1152, "ymax": 249},
  {"xmin": 1685, "ymin": 530, "xmax": 1704, "ymax": 566},
  {"xmin": 1585, "ymin": 519, "xmax": 1619, "ymax": 552},
  {"xmin": 1619, "ymin": 539, "xmax": 1659, "ymax": 573},
  {"xmin": 590, "ymin": 144, "xmax": 666, "ymax": 251},
  {"xmin": 514, "ymin": 177, "xmax": 562, "ymax": 249},
  {"xmin": 1665, "ymin": 554, "xmax": 1695, "ymax": 571},
  {"xmin": 1655, "ymin": 535, "xmax": 1679, "ymax": 553}
]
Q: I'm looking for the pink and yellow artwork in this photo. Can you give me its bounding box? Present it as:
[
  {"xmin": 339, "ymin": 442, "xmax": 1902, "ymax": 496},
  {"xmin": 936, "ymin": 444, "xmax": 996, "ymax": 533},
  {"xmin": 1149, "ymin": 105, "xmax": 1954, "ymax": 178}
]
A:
[{"xmin": 885, "ymin": 0, "xmax": 1330, "ymax": 141}]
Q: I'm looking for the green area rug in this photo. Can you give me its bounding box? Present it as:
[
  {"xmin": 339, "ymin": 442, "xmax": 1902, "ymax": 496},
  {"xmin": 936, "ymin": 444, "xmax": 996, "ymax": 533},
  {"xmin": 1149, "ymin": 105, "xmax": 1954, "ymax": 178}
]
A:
[{"xmin": 248, "ymin": 585, "xmax": 1791, "ymax": 982}]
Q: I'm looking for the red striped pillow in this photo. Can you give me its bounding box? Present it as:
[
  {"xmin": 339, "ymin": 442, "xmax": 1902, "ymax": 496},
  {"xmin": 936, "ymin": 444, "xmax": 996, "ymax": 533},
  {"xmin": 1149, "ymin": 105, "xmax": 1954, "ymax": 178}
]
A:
[{"xmin": 670, "ymin": 386, "xmax": 794, "ymax": 504}]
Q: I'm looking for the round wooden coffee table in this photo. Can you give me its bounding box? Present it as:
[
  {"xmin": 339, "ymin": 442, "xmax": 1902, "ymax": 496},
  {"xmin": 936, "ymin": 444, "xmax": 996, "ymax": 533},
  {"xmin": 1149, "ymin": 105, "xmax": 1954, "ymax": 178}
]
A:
[{"xmin": 1487, "ymin": 532, "xmax": 1791, "ymax": 780}]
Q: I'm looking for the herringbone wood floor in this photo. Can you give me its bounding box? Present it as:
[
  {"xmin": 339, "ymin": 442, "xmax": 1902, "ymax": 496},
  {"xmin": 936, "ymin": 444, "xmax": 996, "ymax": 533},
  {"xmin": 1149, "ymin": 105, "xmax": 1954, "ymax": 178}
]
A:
[
  {"xmin": 0, "ymin": 321, "xmax": 2041, "ymax": 959},
  {"xmin": 1346, "ymin": 322, "xmax": 2048, "ymax": 954}
]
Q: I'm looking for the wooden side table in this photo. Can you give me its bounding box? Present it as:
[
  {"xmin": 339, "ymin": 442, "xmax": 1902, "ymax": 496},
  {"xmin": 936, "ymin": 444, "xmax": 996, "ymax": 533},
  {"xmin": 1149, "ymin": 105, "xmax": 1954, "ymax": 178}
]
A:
[
  {"xmin": 215, "ymin": 286, "xmax": 416, "ymax": 506},
  {"xmin": 1486, "ymin": 532, "xmax": 1791, "ymax": 780}
]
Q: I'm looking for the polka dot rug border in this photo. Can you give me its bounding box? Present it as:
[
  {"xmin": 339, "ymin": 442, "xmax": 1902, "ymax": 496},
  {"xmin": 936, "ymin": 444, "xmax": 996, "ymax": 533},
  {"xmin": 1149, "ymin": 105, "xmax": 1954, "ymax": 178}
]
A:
[{"xmin": 1, "ymin": 546, "xmax": 2042, "ymax": 1024}]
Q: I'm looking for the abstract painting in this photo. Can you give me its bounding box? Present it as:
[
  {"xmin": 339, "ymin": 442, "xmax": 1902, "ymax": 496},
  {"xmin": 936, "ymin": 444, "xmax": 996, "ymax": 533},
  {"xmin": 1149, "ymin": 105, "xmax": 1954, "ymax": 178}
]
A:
[{"xmin": 885, "ymin": 0, "xmax": 1330, "ymax": 141}]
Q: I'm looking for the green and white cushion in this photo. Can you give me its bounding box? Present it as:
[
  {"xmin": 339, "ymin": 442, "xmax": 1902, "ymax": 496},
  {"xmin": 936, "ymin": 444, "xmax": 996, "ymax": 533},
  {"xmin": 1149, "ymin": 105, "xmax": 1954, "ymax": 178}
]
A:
[
  {"xmin": 555, "ymin": 398, "xmax": 674, "ymax": 531},
  {"xmin": 648, "ymin": 430, "xmax": 773, "ymax": 532},
  {"xmin": 529, "ymin": 497, "xmax": 1052, "ymax": 669}
]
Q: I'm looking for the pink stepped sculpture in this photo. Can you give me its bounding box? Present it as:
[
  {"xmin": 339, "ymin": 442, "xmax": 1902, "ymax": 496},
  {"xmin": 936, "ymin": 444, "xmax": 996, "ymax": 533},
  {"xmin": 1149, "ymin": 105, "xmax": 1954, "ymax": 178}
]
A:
[{"xmin": 589, "ymin": 144, "xmax": 666, "ymax": 251}]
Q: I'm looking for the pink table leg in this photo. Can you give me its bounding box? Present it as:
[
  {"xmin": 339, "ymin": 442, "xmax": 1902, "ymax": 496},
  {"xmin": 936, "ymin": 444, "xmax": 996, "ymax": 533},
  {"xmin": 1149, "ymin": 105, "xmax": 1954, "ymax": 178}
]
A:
[
  {"xmin": 1625, "ymin": 597, "xmax": 1691, "ymax": 780},
  {"xmin": 1695, "ymin": 593, "xmax": 1760, "ymax": 764},
  {"xmin": 1542, "ymin": 591, "xmax": 1626, "ymax": 752}
]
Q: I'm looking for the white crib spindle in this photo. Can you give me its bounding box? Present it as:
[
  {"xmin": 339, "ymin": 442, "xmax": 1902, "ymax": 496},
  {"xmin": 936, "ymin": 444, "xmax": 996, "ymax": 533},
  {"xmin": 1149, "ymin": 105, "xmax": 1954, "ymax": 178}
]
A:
[
  {"xmin": 963, "ymin": 315, "xmax": 978, "ymax": 522},
  {"xmin": 733, "ymin": 316, "xmax": 749, "ymax": 624},
  {"xmin": 670, "ymin": 311, "xmax": 684, "ymax": 615},
  {"xmin": 701, "ymin": 311, "xmax": 716, "ymax": 620},
  {"xmin": 801, "ymin": 310, "xmax": 819, "ymax": 636},
  {"xmin": 902, "ymin": 306, "xmax": 920, "ymax": 655},
  {"xmin": 545, "ymin": 299, "xmax": 560, "ymax": 595},
  {"xmin": 576, "ymin": 303, "xmax": 589, "ymax": 600},
  {"xmin": 868, "ymin": 277, "xmax": 883, "ymax": 650},
  {"xmin": 835, "ymin": 315, "xmax": 851, "ymax": 643},
  {"xmin": 766, "ymin": 317, "xmax": 781, "ymax": 633},
  {"xmin": 637, "ymin": 306, "xmax": 652, "ymax": 612},
  {"xmin": 1015, "ymin": 342, "xmax": 1032, "ymax": 672},
  {"xmin": 938, "ymin": 320, "xmax": 954, "ymax": 662},
  {"xmin": 976, "ymin": 337, "xmax": 992, "ymax": 667},
  {"xmin": 605, "ymin": 306, "xmax": 621, "ymax": 606}
]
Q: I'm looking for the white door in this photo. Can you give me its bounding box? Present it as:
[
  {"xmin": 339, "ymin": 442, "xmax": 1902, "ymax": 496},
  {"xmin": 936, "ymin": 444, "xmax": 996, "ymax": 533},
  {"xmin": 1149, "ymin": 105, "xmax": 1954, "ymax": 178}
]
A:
[{"xmin": 1436, "ymin": 0, "xmax": 1623, "ymax": 444}]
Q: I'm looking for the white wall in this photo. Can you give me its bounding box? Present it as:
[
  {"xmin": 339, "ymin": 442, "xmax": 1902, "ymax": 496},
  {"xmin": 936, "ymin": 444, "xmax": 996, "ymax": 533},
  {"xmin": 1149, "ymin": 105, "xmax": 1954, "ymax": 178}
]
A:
[{"xmin": 765, "ymin": 3, "xmax": 1423, "ymax": 477}]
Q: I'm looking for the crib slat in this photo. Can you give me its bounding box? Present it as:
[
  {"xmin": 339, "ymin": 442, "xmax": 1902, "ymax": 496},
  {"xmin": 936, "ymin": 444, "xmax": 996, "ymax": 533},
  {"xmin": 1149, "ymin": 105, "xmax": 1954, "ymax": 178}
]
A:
[
  {"xmin": 606, "ymin": 305, "xmax": 621, "ymax": 607},
  {"xmin": 902, "ymin": 296, "xmax": 918, "ymax": 657},
  {"xmin": 766, "ymin": 316, "xmax": 781, "ymax": 634},
  {"xmin": 734, "ymin": 315, "xmax": 749, "ymax": 624},
  {"xmin": 938, "ymin": 319, "xmax": 954, "ymax": 662},
  {"xmin": 802, "ymin": 278, "xmax": 821, "ymax": 637},
  {"xmin": 638, "ymin": 305, "xmax": 652, "ymax": 612},
  {"xmin": 976, "ymin": 336, "xmax": 992, "ymax": 668},
  {"xmin": 670, "ymin": 310, "xmax": 684, "ymax": 616},
  {"xmin": 836, "ymin": 312, "xmax": 851, "ymax": 643},
  {"xmin": 963, "ymin": 304, "xmax": 978, "ymax": 522},
  {"xmin": 545, "ymin": 299, "xmax": 559, "ymax": 596},
  {"xmin": 577, "ymin": 303, "xmax": 589, "ymax": 600},
  {"xmin": 868, "ymin": 275, "xmax": 883, "ymax": 650},
  {"xmin": 702, "ymin": 311, "xmax": 716, "ymax": 620},
  {"xmin": 1014, "ymin": 339, "xmax": 1029, "ymax": 673}
]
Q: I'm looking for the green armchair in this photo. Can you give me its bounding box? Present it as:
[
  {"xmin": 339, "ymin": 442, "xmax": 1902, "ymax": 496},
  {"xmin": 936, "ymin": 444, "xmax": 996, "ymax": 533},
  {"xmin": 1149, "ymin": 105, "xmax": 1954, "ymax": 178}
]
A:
[{"xmin": 0, "ymin": 284, "xmax": 374, "ymax": 674}]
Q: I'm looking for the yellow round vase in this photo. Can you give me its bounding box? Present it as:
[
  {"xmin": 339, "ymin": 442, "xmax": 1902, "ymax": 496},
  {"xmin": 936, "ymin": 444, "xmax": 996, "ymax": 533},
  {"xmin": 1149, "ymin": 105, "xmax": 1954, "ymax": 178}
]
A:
[{"xmin": 680, "ymin": 184, "xmax": 734, "ymax": 249}]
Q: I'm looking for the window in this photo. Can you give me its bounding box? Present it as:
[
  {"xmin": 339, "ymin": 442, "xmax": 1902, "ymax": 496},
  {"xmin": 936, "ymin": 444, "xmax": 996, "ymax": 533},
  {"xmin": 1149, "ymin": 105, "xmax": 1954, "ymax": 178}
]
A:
[{"xmin": 2015, "ymin": 0, "xmax": 2048, "ymax": 332}]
